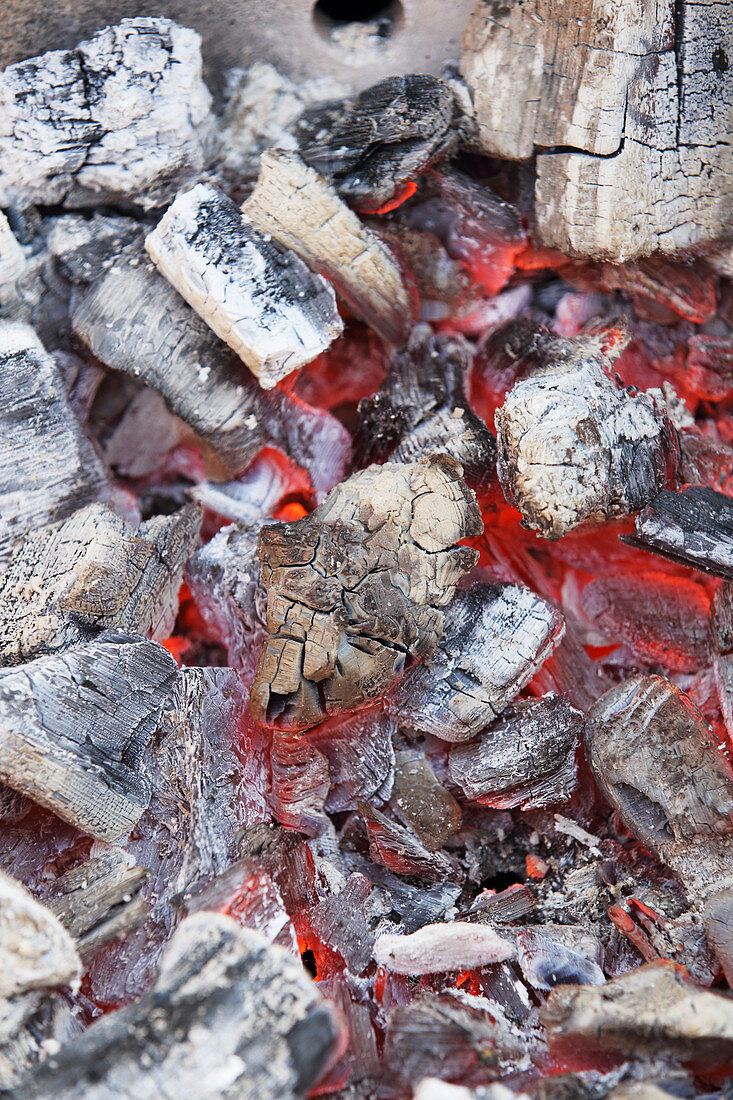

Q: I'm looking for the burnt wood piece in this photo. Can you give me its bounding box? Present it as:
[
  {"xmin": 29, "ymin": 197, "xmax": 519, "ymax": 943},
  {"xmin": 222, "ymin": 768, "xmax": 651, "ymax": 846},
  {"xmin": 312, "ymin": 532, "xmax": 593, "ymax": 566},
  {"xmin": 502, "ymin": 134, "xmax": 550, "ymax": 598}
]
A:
[
  {"xmin": 461, "ymin": 1, "xmax": 733, "ymax": 260},
  {"xmin": 584, "ymin": 675, "xmax": 733, "ymax": 903},
  {"xmin": 297, "ymin": 75, "xmax": 463, "ymax": 212},
  {"xmin": 374, "ymin": 922, "xmax": 515, "ymax": 975},
  {"xmin": 0, "ymin": 18, "xmax": 214, "ymax": 211},
  {"xmin": 0, "ymin": 502, "xmax": 201, "ymax": 666},
  {"xmin": 358, "ymin": 802, "xmax": 460, "ymax": 885},
  {"xmin": 145, "ymin": 183, "xmax": 342, "ymax": 388},
  {"xmin": 0, "ymin": 214, "xmax": 25, "ymax": 308},
  {"xmin": 496, "ymin": 355, "xmax": 679, "ymax": 539},
  {"xmin": 354, "ymin": 324, "xmax": 496, "ymax": 485},
  {"xmin": 250, "ymin": 455, "xmax": 482, "ymax": 731},
  {"xmin": 516, "ymin": 928, "xmax": 605, "ymax": 992},
  {"xmin": 541, "ymin": 960, "xmax": 733, "ymax": 1067},
  {"xmin": 0, "ymin": 324, "xmax": 112, "ymax": 568},
  {"xmin": 308, "ymin": 710, "xmax": 396, "ymax": 814},
  {"xmin": 46, "ymin": 849, "xmax": 149, "ymax": 958},
  {"xmin": 387, "ymin": 584, "xmax": 564, "ymax": 742},
  {"xmin": 241, "ymin": 149, "xmax": 413, "ymax": 345},
  {"xmin": 8, "ymin": 915, "xmax": 342, "ymax": 1100},
  {"xmin": 448, "ymin": 696, "xmax": 582, "ymax": 808},
  {"xmin": 71, "ymin": 244, "xmax": 351, "ymax": 495},
  {"xmin": 622, "ymin": 486, "xmax": 733, "ymax": 580},
  {"xmin": 389, "ymin": 751, "xmax": 462, "ymax": 851},
  {"xmin": 0, "ymin": 632, "xmax": 178, "ymax": 842}
]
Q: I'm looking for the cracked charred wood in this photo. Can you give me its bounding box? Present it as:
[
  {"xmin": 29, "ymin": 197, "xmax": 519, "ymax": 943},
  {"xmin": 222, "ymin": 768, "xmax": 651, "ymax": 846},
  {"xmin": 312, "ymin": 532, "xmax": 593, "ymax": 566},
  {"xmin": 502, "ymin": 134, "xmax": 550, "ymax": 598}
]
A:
[
  {"xmin": 389, "ymin": 751, "xmax": 462, "ymax": 850},
  {"xmin": 72, "ymin": 244, "xmax": 351, "ymax": 495},
  {"xmin": 354, "ymin": 325, "xmax": 496, "ymax": 486},
  {"xmin": 541, "ymin": 960, "xmax": 733, "ymax": 1068},
  {"xmin": 359, "ymin": 802, "xmax": 460, "ymax": 885},
  {"xmin": 461, "ymin": 1, "xmax": 733, "ymax": 260},
  {"xmin": 250, "ymin": 455, "xmax": 482, "ymax": 731},
  {"xmin": 496, "ymin": 355, "xmax": 679, "ymax": 539},
  {"xmin": 8, "ymin": 914, "xmax": 343, "ymax": 1100},
  {"xmin": 0, "ymin": 872, "xmax": 80, "ymax": 999},
  {"xmin": 0, "ymin": 632, "xmax": 178, "ymax": 843},
  {"xmin": 0, "ymin": 502, "xmax": 201, "ymax": 665},
  {"xmin": 374, "ymin": 922, "xmax": 515, "ymax": 975},
  {"xmin": 448, "ymin": 696, "xmax": 582, "ymax": 809},
  {"xmin": 297, "ymin": 75, "xmax": 463, "ymax": 212},
  {"xmin": 623, "ymin": 486, "xmax": 733, "ymax": 580},
  {"xmin": 241, "ymin": 149, "xmax": 413, "ymax": 345},
  {"xmin": 0, "ymin": 324, "xmax": 113, "ymax": 568},
  {"xmin": 145, "ymin": 183, "xmax": 342, "ymax": 388},
  {"xmin": 387, "ymin": 584, "xmax": 564, "ymax": 743},
  {"xmin": 46, "ymin": 849, "xmax": 149, "ymax": 959},
  {"xmin": 308, "ymin": 710, "xmax": 395, "ymax": 814},
  {"xmin": 0, "ymin": 19, "xmax": 215, "ymax": 211},
  {"xmin": 712, "ymin": 582, "xmax": 733, "ymax": 744},
  {"xmin": 584, "ymin": 675, "xmax": 733, "ymax": 906}
]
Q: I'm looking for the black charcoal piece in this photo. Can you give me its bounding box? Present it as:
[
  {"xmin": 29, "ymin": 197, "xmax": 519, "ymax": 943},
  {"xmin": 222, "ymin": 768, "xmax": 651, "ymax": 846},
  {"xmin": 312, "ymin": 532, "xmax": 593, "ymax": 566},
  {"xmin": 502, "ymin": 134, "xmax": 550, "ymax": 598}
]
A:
[
  {"xmin": 449, "ymin": 696, "xmax": 581, "ymax": 808},
  {"xmin": 297, "ymin": 75, "xmax": 462, "ymax": 211},
  {"xmin": 387, "ymin": 584, "xmax": 563, "ymax": 743},
  {"xmin": 71, "ymin": 243, "xmax": 350, "ymax": 497},
  {"xmin": 308, "ymin": 709, "xmax": 396, "ymax": 813},
  {"xmin": 354, "ymin": 324, "xmax": 497, "ymax": 486},
  {"xmin": 389, "ymin": 751, "xmax": 462, "ymax": 850},
  {"xmin": 516, "ymin": 929, "xmax": 605, "ymax": 991},
  {"xmin": 250, "ymin": 455, "xmax": 482, "ymax": 732},
  {"xmin": 358, "ymin": 802, "xmax": 460, "ymax": 885},
  {"xmin": 623, "ymin": 486, "xmax": 733, "ymax": 580},
  {"xmin": 0, "ymin": 632, "xmax": 177, "ymax": 842}
]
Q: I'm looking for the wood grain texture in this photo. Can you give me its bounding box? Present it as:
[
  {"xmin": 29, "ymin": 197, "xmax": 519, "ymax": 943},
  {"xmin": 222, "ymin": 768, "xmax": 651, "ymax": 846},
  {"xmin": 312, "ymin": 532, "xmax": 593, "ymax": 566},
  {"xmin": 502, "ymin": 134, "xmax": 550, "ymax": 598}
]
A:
[{"xmin": 46, "ymin": 849, "xmax": 149, "ymax": 957}]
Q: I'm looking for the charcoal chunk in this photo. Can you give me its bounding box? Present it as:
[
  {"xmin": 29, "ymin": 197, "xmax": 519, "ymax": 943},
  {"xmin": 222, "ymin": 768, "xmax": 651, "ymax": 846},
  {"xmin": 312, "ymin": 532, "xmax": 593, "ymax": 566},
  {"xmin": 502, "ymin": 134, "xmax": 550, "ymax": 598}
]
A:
[
  {"xmin": 390, "ymin": 751, "xmax": 462, "ymax": 850},
  {"xmin": 0, "ymin": 871, "xmax": 80, "ymax": 999},
  {"xmin": 308, "ymin": 709, "xmax": 396, "ymax": 813},
  {"xmin": 624, "ymin": 486, "xmax": 733, "ymax": 580},
  {"xmin": 374, "ymin": 922, "xmax": 515, "ymax": 975},
  {"xmin": 359, "ymin": 802, "xmax": 460, "ymax": 885},
  {"xmin": 516, "ymin": 928, "xmax": 605, "ymax": 991}
]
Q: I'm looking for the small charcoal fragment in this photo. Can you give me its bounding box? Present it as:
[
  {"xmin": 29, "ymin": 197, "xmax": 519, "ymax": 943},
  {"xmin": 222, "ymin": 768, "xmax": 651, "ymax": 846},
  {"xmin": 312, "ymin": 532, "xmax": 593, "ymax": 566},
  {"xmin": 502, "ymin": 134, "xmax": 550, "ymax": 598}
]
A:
[
  {"xmin": 146, "ymin": 183, "xmax": 342, "ymax": 387},
  {"xmin": 0, "ymin": 871, "xmax": 81, "ymax": 999},
  {"xmin": 390, "ymin": 751, "xmax": 462, "ymax": 850},
  {"xmin": 354, "ymin": 324, "xmax": 497, "ymax": 485},
  {"xmin": 0, "ymin": 19, "xmax": 214, "ymax": 210},
  {"xmin": 11, "ymin": 915, "xmax": 343, "ymax": 1100},
  {"xmin": 387, "ymin": 584, "xmax": 563, "ymax": 743},
  {"xmin": 0, "ymin": 324, "xmax": 113, "ymax": 567},
  {"xmin": 359, "ymin": 802, "xmax": 460, "ymax": 885},
  {"xmin": 250, "ymin": 455, "xmax": 482, "ymax": 731},
  {"xmin": 516, "ymin": 929, "xmax": 605, "ymax": 991},
  {"xmin": 624, "ymin": 486, "xmax": 733, "ymax": 580},
  {"xmin": 297, "ymin": 873, "xmax": 375, "ymax": 974},
  {"xmin": 541, "ymin": 960, "xmax": 733, "ymax": 1068},
  {"xmin": 72, "ymin": 244, "xmax": 350, "ymax": 494},
  {"xmin": 298, "ymin": 75, "xmax": 462, "ymax": 211},
  {"xmin": 0, "ymin": 632, "xmax": 178, "ymax": 842},
  {"xmin": 307, "ymin": 709, "xmax": 396, "ymax": 813},
  {"xmin": 269, "ymin": 732, "xmax": 329, "ymax": 837},
  {"xmin": 496, "ymin": 333, "xmax": 679, "ymax": 538},
  {"xmin": 242, "ymin": 149, "xmax": 413, "ymax": 344},
  {"xmin": 374, "ymin": 922, "xmax": 515, "ymax": 975},
  {"xmin": 0, "ymin": 502, "xmax": 201, "ymax": 665},
  {"xmin": 448, "ymin": 696, "xmax": 581, "ymax": 808}
]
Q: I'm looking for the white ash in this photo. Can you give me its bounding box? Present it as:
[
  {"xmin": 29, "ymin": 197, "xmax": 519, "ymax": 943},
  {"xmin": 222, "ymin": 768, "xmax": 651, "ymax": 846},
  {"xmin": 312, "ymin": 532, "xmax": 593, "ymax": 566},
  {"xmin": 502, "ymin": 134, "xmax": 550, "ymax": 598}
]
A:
[{"xmin": 373, "ymin": 922, "xmax": 515, "ymax": 975}]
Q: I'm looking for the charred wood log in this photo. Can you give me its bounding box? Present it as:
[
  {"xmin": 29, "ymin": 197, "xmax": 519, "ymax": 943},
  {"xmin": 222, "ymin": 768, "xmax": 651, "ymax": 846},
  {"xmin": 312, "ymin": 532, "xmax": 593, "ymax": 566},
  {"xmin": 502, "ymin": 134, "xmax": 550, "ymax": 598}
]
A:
[
  {"xmin": 387, "ymin": 584, "xmax": 564, "ymax": 742},
  {"xmin": 250, "ymin": 455, "xmax": 482, "ymax": 731},
  {"xmin": 0, "ymin": 502, "xmax": 201, "ymax": 665},
  {"xmin": 145, "ymin": 183, "xmax": 342, "ymax": 388},
  {"xmin": 241, "ymin": 148, "xmax": 413, "ymax": 345},
  {"xmin": 623, "ymin": 486, "xmax": 733, "ymax": 580},
  {"xmin": 354, "ymin": 324, "xmax": 496, "ymax": 485},
  {"xmin": 0, "ymin": 19, "xmax": 214, "ymax": 211},
  {"xmin": 71, "ymin": 244, "xmax": 351, "ymax": 495},
  {"xmin": 0, "ymin": 632, "xmax": 178, "ymax": 842}
]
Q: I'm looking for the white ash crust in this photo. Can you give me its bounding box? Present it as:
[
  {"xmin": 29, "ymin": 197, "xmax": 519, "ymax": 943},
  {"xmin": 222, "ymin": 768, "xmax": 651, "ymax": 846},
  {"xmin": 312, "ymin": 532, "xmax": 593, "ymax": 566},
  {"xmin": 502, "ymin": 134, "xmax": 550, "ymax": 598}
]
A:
[
  {"xmin": 0, "ymin": 872, "xmax": 81, "ymax": 1000},
  {"xmin": 496, "ymin": 360, "xmax": 678, "ymax": 539},
  {"xmin": 373, "ymin": 922, "xmax": 515, "ymax": 975},
  {"xmin": 0, "ymin": 19, "xmax": 215, "ymax": 211},
  {"xmin": 146, "ymin": 182, "xmax": 342, "ymax": 388}
]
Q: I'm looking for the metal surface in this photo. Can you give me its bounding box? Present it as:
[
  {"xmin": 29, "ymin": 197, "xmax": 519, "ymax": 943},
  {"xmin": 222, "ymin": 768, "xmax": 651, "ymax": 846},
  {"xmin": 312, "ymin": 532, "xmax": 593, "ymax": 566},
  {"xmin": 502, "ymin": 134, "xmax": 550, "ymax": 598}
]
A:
[{"xmin": 0, "ymin": 0, "xmax": 475, "ymax": 100}]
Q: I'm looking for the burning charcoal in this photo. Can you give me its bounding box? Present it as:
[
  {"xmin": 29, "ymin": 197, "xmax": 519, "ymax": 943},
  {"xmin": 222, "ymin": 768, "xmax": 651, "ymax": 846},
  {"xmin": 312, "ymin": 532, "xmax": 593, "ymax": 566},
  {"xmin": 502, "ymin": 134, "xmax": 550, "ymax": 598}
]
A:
[
  {"xmin": 0, "ymin": 502, "xmax": 201, "ymax": 665},
  {"xmin": 0, "ymin": 19, "xmax": 214, "ymax": 210},
  {"xmin": 516, "ymin": 929, "xmax": 605, "ymax": 991},
  {"xmin": 297, "ymin": 75, "xmax": 462, "ymax": 212},
  {"xmin": 0, "ymin": 871, "xmax": 81, "ymax": 998},
  {"xmin": 390, "ymin": 752, "xmax": 462, "ymax": 850},
  {"xmin": 623, "ymin": 486, "xmax": 733, "ymax": 580},
  {"xmin": 585, "ymin": 676, "xmax": 733, "ymax": 902},
  {"xmin": 469, "ymin": 885, "xmax": 537, "ymax": 925},
  {"xmin": 701, "ymin": 887, "xmax": 733, "ymax": 987},
  {"xmin": 496, "ymin": 340, "xmax": 679, "ymax": 538},
  {"xmin": 0, "ymin": 632, "xmax": 177, "ymax": 843},
  {"xmin": 250, "ymin": 455, "xmax": 482, "ymax": 731},
  {"xmin": 242, "ymin": 149, "xmax": 414, "ymax": 344},
  {"xmin": 72, "ymin": 244, "xmax": 351, "ymax": 495},
  {"xmin": 448, "ymin": 696, "xmax": 581, "ymax": 808},
  {"xmin": 145, "ymin": 183, "xmax": 342, "ymax": 388},
  {"xmin": 308, "ymin": 710, "xmax": 396, "ymax": 813},
  {"xmin": 359, "ymin": 803, "xmax": 460, "ymax": 885},
  {"xmin": 46, "ymin": 848, "xmax": 149, "ymax": 958},
  {"xmin": 541, "ymin": 960, "xmax": 733, "ymax": 1068},
  {"xmin": 13, "ymin": 915, "xmax": 343, "ymax": 1100},
  {"xmin": 387, "ymin": 585, "xmax": 564, "ymax": 743},
  {"xmin": 374, "ymin": 922, "xmax": 515, "ymax": 975},
  {"xmin": 0, "ymin": 324, "xmax": 113, "ymax": 567},
  {"xmin": 354, "ymin": 325, "xmax": 496, "ymax": 485},
  {"xmin": 184, "ymin": 860, "xmax": 298, "ymax": 956},
  {"xmin": 297, "ymin": 873, "xmax": 375, "ymax": 974},
  {"xmin": 269, "ymin": 733, "xmax": 329, "ymax": 837}
]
